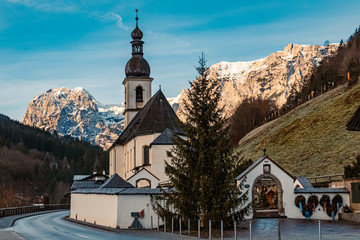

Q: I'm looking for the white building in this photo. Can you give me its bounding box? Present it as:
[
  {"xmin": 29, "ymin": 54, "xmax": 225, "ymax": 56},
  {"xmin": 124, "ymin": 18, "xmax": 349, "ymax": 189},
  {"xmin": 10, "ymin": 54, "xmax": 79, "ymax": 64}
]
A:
[
  {"xmin": 108, "ymin": 11, "xmax": 184, "ymax": 188},
  {"xmin": 70, "ymin": 12, "xmax": 181, "ymax": 229},
  {"xmin": 236, "ymin": 155, "xmax": 350, "ymax": 220}
]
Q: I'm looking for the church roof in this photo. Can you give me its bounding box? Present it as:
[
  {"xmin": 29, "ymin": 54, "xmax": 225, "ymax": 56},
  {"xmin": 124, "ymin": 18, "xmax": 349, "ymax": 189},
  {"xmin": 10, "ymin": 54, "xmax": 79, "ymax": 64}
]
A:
[
  {"xmin": 296, "ymin": 176, "xmax": 314, "ymax": 189},
  {"xmin": 235, "ymin": 155, "xmax": 294, "ymax": 180},
  {"xmin": 70, "ymin": 181, "xmax": 103, "ymax": 190},
  {"xmin": 111, "ymin": 90, "xmax": 184, "ymax": 147},
  {"xmin": 100, "ymin": 174, "xmax": 134, "ymax": 188},
  {"xmin": 150, "ymin": 128, "xmax": 177, "ymax": 146},
  {"xmin": 294, "ymin": 188, "xmax": 349, "ymax": 194},
  {"xmin": 72, "ymin": 187, "xmax": 163, "ymax": 195}
]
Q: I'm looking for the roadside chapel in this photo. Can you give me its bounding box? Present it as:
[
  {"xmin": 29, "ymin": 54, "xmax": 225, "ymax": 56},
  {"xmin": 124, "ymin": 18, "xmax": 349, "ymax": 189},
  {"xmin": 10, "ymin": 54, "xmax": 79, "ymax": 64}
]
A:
[{"xmin": 236, "ymin": 155, "xmax": 350, "ymax": 220}]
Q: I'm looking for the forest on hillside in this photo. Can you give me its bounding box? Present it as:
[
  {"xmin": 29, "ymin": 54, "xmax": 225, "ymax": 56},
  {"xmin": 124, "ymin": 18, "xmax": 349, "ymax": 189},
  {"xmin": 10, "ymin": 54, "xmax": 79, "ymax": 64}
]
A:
[{"xmin": 0, "ymin": 114, "xmax": 108, "ymax": 207}]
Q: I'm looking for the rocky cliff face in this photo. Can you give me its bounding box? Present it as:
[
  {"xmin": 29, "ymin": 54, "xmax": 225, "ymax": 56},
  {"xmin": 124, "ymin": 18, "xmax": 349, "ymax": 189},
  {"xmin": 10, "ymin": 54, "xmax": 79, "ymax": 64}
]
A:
[
  {"xmin": 177, "ymin": 43, "xmax": 338, "ymax": 119},
  {"xmin": 22, "ymin": 87, "xmax": 124, "ymax": 150}
]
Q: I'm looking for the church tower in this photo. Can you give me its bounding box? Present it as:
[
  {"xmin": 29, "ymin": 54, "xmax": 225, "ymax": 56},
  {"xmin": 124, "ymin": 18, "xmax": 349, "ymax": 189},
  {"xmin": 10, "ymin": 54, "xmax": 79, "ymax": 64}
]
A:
[{"xmin": 123, "ymin": 10, "xmax": 153, "ymax": 128}]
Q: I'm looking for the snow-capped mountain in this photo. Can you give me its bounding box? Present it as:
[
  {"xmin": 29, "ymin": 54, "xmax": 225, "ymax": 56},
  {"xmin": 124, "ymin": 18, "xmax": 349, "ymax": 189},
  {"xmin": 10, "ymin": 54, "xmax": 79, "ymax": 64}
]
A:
[
  {"xmin": 22, "ymin": 43, "xmax": 339, "ymax": 149},
  {"xmin": 177, "ymin": 43, "xmax": 338, "ymax": 119},
  {"xmin": 22, "ymin": 87, "xmax": 124, "ymax": 150}
]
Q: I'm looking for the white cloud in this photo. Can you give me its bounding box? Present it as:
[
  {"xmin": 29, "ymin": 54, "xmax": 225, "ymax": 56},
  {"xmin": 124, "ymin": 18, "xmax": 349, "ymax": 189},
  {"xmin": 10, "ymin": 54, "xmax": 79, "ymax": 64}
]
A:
[
  {"xmin": 87, "ymin": 11, "xmax": 130, "ymax": 30},
  {"xmin": 6, "ymin": 0, "xmax": 77, "ymax": 12},
  {"xmin": 6, "ymin": 0, "xmax": 129, "ymax": 30}
]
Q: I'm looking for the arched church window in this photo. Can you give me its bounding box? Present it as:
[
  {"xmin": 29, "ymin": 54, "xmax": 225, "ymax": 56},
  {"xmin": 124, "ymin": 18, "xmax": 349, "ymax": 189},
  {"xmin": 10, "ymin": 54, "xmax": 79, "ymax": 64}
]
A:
[
  {"xmin": 136, "ymin": 86, "xmax": 143, "ymax": 102},
  {"xmin": 143, "ymin": 145, "xmax": 149, "ymax": 165}
]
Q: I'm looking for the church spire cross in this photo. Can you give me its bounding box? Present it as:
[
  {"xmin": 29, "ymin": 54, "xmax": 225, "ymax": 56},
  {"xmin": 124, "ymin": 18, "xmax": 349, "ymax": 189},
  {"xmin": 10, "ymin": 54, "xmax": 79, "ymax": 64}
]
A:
[{"xmin": 135, "ymin": 9, "xmax": 139, "ymax": 27}]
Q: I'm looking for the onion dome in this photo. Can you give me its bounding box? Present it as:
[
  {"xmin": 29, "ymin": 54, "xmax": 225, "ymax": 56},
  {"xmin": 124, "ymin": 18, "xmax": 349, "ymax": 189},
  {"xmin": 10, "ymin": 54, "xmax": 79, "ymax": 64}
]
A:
[
  {"xmin": 125, "ymin": 55, "xmax": 150, "ymax": 77},
  {"xmin": 125, "ymin": 9, "xmax": 150, "ymax": 78},
  {"xmin": 131, "ymin": 26, "xmax": 143, "ymax": 40}
]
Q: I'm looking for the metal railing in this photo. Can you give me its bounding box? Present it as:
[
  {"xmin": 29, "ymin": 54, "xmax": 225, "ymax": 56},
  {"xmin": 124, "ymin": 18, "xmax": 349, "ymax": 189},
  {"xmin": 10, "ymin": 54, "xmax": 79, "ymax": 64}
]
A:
[
  {"xmin": 0, "ymin": 204, "xmax": 70, "ymax": 218},
  {"xmin": 307, "ymin": 174, "xmax": 344, "ymax": 184}
]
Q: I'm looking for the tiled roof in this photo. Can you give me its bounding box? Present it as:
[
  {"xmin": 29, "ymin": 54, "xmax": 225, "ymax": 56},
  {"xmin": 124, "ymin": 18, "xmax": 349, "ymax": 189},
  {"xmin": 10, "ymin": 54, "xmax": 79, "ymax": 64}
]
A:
[
  {"xmin": 72, "ymin": 188, "xmax": 123, "ymax": 195},
  {"xmin": 111, "ymin": 90, "xmax": 184, "ymax": 147},
  {"xmin": 116, "ymin": 188, "xmax": 162, "ymax": 195},
  {"xmin": 296, "ymin": 176, "xmax": 314, "ymax": 189},
  {"xmin": 72, "ymin": 187, "xmax": 163, "ymax": 195},
  {"xmin": 235, "ymin": 155, "xmax": 294, "ymax": 180},
  {"xmin": 294, "ymin": 188, "xmax": 349, "ymax": 194},
  {"xmin": 150, "ymin": 128, "xmax": 176, "ymax": 146},
  {"xmin": 100, "ymin": 174, "xmax": 134, "ymax": 188},
  {"xmin": 70, "ymin": 181, "xmax": 102, "ymax": 190},
  {"xmin": 73, "ymin": 175, "xmax": 90, "ymax": 181}
]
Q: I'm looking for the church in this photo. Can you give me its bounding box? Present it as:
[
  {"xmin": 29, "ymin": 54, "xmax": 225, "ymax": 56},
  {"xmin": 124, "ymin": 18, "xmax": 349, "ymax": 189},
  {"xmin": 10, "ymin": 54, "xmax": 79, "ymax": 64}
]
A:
[
  {"xmin": 70, "ymin": 12, "xmax": 183, "ymax": 229},
  {"xmin": 108, "ymin": 11, "xmax": 184, "ymax": 188}
]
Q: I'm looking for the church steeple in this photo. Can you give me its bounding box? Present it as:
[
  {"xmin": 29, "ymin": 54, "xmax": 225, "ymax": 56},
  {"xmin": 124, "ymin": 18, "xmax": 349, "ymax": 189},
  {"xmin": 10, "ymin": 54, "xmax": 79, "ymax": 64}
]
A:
[
  {"xmin": 125, "ymin": 9, "xmax": 150, "ymax": 77},
  {"xmin": 123, "ymin": 9, "xmax": 153, "ymax": 128}
]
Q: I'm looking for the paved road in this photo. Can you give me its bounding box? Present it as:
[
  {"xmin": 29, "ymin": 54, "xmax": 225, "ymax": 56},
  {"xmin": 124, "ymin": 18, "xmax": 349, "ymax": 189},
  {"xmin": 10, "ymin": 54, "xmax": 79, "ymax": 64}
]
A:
[
  {"xmin": 2, "ymin": 211, "xmax": 360, "ymax": 240},
  {"xmin": 2, "ymin": 211, "xmax": 193, "ymax": 240},
  {"xmin": 236, "ymin": 218, "xmax": 360, "ymax": 240}
]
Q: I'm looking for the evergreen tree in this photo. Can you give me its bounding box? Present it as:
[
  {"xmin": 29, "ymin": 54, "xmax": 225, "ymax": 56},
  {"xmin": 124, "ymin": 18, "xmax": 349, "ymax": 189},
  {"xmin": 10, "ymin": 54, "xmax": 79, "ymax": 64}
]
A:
[{"xmin": 152, "ymin": 53, "xmax": 251, "ymax": 228}]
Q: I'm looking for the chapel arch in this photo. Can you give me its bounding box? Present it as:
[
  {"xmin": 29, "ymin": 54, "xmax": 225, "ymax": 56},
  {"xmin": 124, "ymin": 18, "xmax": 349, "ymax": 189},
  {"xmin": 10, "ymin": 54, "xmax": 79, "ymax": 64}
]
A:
[
  {"xmin": 252, "ymin": 173, "xmax": 284, "ymax": 218},
  {"xmin": 136, "ymin": 178, "xmax": 151, "ymax": 188}
]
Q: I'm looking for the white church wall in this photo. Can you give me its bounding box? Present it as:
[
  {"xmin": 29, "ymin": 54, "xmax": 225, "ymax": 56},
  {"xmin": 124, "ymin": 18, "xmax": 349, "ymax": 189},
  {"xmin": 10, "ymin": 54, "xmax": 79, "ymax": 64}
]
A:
[
  {"xmin": 123, "ymin": 139, "xmax": 135, "ymax": 180},
  {"xmin": 150, "ymin": 145, "xmax": 172, "ymax": 183},
  {"xmin": 110, "ymin": 145, "xmax": 124, "ymax": 179},
  {"xmin": 70, "ymin": 193, "xmax": 118, "ymax": 228},
  {"xmin": 288, "ymin": 193, "xmax": 350, "ymax": 220},
  {"xmin": 134, "ymin": 134, "xmax": 160, "ymax": 168},
  {"xmin": 117, "ymin": 195, "xmax": 159, "ymax": 229}
]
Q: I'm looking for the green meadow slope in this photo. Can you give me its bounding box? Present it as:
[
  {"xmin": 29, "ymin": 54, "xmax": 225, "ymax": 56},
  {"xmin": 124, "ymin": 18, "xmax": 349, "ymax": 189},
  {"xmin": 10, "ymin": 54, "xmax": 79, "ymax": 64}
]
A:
[{"xmin": 236, "ymin": 81, "xmax": 360, "ymax": 177}]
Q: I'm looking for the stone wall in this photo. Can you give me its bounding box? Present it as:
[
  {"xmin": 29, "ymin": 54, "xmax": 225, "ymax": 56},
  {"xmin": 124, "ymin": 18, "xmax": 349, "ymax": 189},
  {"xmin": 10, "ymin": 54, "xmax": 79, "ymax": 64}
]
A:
[{"xmin": 339, "ymin": 213, "xmax": 360, "ymax": 223}]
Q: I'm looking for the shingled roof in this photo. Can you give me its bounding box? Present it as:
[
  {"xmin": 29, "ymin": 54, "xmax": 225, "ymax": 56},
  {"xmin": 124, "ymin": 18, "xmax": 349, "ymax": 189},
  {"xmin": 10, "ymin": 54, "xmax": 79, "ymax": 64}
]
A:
[
  {"xmin": 150, "ymin": 128, "xmax": 176, "ymax": 146},
  {"xmin": 111, "ymin": 90, "xmax": 184, "ymax": 147},
  {"xmin": 100, "ymin": 174, "xmax": 134, "ymax": 188}
]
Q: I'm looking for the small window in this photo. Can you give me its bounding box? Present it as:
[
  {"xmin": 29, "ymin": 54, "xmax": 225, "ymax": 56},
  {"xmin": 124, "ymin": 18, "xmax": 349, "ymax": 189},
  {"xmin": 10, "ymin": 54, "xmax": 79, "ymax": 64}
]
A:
[
  {"xmin": 351, "ymin": 183, "xmax": 360, "ymax": 203},
  {"xmin": 136, "ymin": 86, "xmax": 143, "ymax": 102},
  {"xmin": 143, "ymin": 146, "xmax": 149, "ymax": 165}
]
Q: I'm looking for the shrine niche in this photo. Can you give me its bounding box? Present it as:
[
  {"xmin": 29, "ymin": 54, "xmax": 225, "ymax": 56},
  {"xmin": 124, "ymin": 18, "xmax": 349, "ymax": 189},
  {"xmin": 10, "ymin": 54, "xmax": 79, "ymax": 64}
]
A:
[{"xmin": 252, "ymin": 174, "xmax": 284, "ymax": 218}]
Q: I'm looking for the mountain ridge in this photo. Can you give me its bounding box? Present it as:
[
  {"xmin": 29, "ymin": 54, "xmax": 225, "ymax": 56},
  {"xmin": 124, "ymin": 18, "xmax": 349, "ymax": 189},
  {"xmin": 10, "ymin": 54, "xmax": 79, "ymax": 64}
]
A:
[
  {"xmin": 22, "ymin": 87, "xmax": 124, "ymax": 150},
  {"xmin": 22, "ymin": 43, "xmax": 338, "ymax": 149}
]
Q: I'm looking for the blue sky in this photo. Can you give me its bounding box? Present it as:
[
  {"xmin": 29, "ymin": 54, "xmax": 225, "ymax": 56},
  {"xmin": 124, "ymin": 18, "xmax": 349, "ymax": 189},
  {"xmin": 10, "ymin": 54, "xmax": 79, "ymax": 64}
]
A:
[{"xmin": 0, "ymin": 0, "xmax": 359, "ymax": 121}]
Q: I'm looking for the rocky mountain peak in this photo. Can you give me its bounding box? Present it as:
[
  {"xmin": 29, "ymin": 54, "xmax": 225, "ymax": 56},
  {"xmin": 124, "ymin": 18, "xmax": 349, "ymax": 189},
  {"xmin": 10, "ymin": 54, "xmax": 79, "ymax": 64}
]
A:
[
  {"xmin": 22, "ymin": 87, "xmax": 124, "ymax": 150},
  {"xmin": 177, "ymin": 43, "xmax": 338, "ymax": 120}
]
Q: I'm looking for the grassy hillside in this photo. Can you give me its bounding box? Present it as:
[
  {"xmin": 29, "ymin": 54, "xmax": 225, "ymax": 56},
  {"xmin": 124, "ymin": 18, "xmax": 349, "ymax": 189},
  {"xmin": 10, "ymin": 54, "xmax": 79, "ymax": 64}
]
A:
[{"xmin": 236, "ymin": 81, "xmax": 360, "ymax": 177}]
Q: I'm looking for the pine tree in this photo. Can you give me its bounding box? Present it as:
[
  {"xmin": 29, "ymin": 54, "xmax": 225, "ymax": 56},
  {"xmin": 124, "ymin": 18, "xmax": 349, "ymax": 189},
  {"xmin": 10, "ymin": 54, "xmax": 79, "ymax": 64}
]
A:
[{"xmin": 152, "ymin": 53, "xmax": 251, "ymax": 228}]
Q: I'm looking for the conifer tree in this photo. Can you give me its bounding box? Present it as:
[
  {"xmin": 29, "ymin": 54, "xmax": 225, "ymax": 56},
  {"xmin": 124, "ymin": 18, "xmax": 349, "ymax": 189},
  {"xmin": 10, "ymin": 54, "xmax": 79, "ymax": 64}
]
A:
[{"xmin": 152, "ymin": 53, "xmax": 251, "ymax": 228}]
